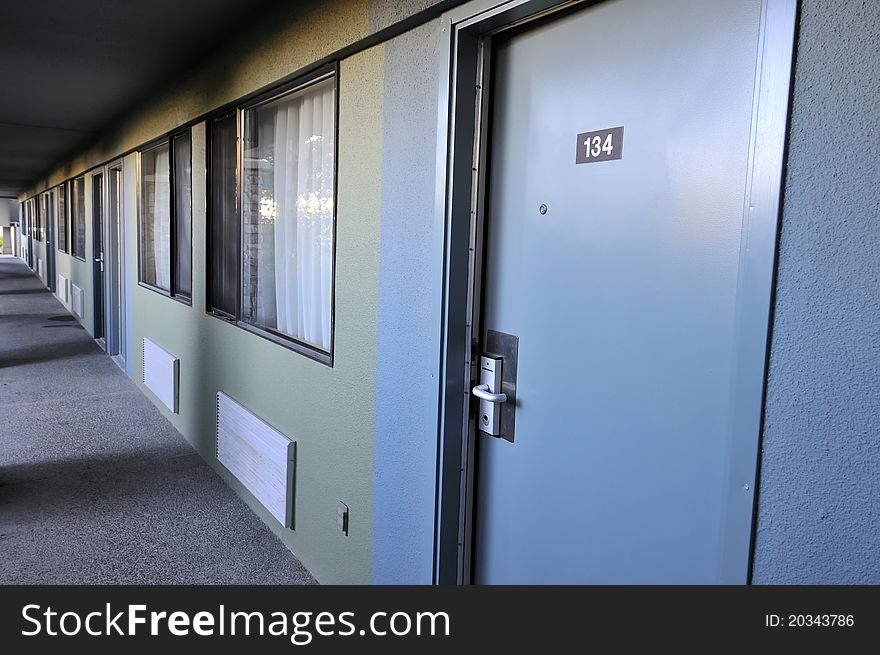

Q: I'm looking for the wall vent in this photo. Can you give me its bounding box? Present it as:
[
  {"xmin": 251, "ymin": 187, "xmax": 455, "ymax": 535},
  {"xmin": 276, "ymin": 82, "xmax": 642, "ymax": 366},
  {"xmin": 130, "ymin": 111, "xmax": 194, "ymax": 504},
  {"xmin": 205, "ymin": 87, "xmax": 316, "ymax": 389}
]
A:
[
  {"xmin": 71, "ymin": 284, "xmax": 84, "ymax": 317},
  {"xmin": 57, "ymin": 274, "xmax": 69, "ymax": 303},
  {"xmin": 36, "ymin": 258, "xmax": 43, "ymax": 278},
  {"xmin": 216, "ymin": 392, "xmax": 296, "ymax": 528},
  {"xmin": 143, "ymin": 337, "xmax": 179, "ymax": 413}
]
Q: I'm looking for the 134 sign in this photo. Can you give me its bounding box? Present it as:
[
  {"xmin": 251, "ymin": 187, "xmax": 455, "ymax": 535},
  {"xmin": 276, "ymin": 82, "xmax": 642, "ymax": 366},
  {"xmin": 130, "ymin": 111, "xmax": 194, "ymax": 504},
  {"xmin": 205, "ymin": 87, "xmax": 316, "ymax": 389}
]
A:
[{"xmin": 576, "ymin": 126, "xmax": 624, "ymax": 164}]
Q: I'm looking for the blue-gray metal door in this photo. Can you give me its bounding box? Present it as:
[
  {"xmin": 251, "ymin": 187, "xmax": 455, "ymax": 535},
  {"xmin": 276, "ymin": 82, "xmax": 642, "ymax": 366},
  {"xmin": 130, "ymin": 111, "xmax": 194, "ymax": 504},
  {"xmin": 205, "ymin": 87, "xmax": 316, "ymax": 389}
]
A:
[{"xmin": 474, "ymin": 0, "xmax": 770, "ymax": 583}]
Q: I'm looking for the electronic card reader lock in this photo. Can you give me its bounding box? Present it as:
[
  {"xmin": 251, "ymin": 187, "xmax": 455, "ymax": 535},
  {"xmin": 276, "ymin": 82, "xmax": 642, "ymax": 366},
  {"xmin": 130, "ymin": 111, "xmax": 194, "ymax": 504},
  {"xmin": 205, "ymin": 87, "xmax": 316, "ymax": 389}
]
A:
[{"xmin": 471, "ymin": 332, "xmax": 519, "ymax": 442}]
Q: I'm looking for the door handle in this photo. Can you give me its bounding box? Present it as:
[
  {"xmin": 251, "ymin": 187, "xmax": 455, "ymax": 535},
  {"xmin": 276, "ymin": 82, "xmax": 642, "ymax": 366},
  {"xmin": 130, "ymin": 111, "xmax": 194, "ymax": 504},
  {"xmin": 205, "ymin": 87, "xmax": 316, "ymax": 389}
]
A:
[{"xmin": 472, "ymin": 384, "xmax": 507, "ymax": 403}]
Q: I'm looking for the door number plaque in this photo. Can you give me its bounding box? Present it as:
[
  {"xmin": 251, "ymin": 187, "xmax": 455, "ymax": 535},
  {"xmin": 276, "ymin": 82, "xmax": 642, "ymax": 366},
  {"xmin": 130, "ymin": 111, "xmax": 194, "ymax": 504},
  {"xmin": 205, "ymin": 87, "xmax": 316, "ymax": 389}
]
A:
[{"xmin": 576, "ymin": 126, "xmax": 624, "ymax": 164}]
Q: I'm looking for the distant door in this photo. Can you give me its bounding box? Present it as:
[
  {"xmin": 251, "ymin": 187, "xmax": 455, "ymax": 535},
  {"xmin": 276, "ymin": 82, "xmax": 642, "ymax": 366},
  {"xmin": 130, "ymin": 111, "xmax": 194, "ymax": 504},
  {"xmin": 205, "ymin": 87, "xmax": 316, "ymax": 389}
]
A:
[
  {"xmin": 45, "ymin": 191, "xmax": 56, "ymax": 292},
  {"xmin": 92, "ymin": 172, "xmax": 105, "ymax": 345},
  {"xmin": 470, "ymin": 0, "xmax": 788, "ymax": 583}
]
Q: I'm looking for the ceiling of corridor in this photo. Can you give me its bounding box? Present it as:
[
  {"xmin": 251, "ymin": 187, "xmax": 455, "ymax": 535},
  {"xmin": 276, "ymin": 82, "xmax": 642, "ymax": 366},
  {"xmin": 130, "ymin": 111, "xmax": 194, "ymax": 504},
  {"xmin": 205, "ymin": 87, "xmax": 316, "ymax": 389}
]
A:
[{"xmin": 0, "ymin": 0, "xmax": 285, "ymax": 198}]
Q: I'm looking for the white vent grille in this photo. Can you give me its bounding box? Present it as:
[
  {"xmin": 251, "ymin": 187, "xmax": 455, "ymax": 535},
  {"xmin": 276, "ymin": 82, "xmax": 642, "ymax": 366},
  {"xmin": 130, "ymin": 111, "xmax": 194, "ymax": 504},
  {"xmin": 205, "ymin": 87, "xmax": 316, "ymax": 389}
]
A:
[
  {"xmin": 37, "ymin": 258, "xmax": 43, "ymax": 278},
  {"xmin": 57, "ymin": 274, "xmax": 69, "ymax": 303},
  {"xmin": 71, "ymin": 284, "xmax": 84, "ymax": 317},
  {"xmin": 143, "ymin": 338, "xmax": 178, "ymax": 413},
  {"xmin": 216, "ymin": 392, "xmax": 296, "ymax": 528}
]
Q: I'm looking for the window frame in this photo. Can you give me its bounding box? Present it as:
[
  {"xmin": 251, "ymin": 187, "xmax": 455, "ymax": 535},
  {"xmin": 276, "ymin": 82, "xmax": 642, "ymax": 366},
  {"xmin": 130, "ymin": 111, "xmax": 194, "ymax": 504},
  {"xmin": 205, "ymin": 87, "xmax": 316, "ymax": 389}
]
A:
[
  {"xmin": 206, "ymin": 110, "xmax": 241, "ymax": 321},
  {"xmin": 136, "ymin": 128, "xmax": 193, "ymax": 305},
  {"xmin": 171, "ymin": 130, "xmax": 194, "ymax": 302},
  {"xmin": 205, "ymin": 64, "xmax": 339, "ymax": 366}
]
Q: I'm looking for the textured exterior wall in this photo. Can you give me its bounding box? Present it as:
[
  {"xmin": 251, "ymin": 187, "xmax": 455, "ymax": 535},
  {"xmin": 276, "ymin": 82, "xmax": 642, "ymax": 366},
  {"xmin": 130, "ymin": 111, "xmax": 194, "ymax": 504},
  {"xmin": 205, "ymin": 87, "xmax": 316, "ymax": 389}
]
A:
[
  {"xmin": 752, "ymin": 0, "xmax": 880, "ymax": 583},
  {"xmin": 368, "ymin": 0, "xmax": 450, "ymax": 31},
  {"xmin": 372, "ymin": 18, "xmax": 445, "ymax": 584}
]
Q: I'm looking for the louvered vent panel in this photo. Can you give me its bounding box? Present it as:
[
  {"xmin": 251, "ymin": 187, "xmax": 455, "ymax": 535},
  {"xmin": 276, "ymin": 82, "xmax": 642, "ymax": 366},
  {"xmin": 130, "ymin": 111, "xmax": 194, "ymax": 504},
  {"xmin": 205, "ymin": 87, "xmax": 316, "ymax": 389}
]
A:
[
  {"xmin": 142, "ymin": 338, "xmax": 178, "ymax": 413},
  {"xmin": 57, "ymin": 274, "xmax": 69, "ymax": 303},
  {"xmin": 216, "ymin": 392, "xmax": 296, "ymax": 528},
  {"xmin": 71, "ymin": 284, "xmax": 84, "ymax": 317}
]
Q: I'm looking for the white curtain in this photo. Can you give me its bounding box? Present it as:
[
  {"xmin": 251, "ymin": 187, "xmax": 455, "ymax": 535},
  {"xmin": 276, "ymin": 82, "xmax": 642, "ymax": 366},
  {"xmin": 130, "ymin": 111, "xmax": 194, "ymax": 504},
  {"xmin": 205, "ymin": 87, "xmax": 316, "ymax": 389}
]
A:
[
  {"xmin": 152, "ymin": 148, "xmax": 171, "ymax": 290},
  {"xmin": 250, "ymin": 80, "xmax": 334, "ymax": 350}
]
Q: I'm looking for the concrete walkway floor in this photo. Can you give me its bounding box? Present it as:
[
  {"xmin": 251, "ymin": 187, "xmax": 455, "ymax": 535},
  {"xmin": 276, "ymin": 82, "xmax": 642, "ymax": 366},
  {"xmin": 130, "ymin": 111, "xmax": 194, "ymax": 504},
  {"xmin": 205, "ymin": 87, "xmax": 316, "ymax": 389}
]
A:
[{"xmin": 0, "ymin": 256, "xmax": 315, "ymax": 584}]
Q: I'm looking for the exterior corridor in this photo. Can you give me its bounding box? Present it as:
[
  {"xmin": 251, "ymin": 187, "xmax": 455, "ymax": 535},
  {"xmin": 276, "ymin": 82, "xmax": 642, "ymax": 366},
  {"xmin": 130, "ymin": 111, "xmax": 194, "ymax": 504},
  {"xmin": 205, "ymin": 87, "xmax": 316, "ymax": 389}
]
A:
[{"xmin": 0, "ymin": 256, "xmax": 314, "ymax": 583}]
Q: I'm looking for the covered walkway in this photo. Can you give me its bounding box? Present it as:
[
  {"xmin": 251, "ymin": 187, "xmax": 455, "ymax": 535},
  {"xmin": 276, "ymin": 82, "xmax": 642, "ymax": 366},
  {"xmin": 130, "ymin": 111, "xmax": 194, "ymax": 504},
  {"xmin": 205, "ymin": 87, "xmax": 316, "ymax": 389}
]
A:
[{"xmin": 0, "ymin": 256, "xmax": 314, "ymax": 583}]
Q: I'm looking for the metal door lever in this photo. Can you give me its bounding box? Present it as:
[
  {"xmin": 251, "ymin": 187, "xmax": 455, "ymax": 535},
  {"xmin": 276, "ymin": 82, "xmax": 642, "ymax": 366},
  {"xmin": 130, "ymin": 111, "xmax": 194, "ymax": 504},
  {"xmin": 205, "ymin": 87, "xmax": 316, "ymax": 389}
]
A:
[{"xmin": 472, "ymin": 384, "xmax": 507, "ymax": 403}]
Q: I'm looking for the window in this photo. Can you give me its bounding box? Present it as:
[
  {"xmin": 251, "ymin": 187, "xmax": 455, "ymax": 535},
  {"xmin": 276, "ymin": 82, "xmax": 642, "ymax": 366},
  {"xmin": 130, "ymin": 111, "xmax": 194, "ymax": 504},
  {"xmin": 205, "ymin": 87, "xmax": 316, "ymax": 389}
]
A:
[
  {"xmin": 72, "ymin": 176, "xmax": 86, "ymax": 259},
  {"xmin": 139, "ymin": 143, "xmax": 171, "ymax": 290},
  {"xmin": 208, "ymin": 70, "xmax": 337, "ymax": 362},
  {"xmin": 138, "ymin": 129, "xmax": 192, "ymax": 300},
  {"xmin": 57, "ymin": 183, "xmax": 68, "ymax": 253},
  {"xmin": 24, "ymin": 198, "xmax": 40, "ymax": 241}
]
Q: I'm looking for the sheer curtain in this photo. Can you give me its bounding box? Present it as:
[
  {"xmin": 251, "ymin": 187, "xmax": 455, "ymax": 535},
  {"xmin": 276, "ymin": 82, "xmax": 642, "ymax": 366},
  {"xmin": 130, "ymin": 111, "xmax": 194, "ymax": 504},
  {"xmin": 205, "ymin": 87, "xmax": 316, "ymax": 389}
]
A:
[
  {"xmin": 244, "ymin": 78, "xmax": 335, "ymax": 351},
  {"xmin": 152, "ymin": 148, "xmax": 171, "ymax": 290}
]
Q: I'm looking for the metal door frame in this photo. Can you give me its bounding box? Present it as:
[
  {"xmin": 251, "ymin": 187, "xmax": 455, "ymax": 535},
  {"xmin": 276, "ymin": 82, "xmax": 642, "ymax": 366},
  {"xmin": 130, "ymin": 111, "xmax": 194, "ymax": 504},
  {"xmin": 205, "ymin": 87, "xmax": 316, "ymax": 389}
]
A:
[
  {"xmin": 432, "ymin": 0, "xmax": 798, "ymax": 584},
  {"xmin": 92, "ymin": 170, "xmax": 106, "ymax": 348},
  {"xmin": 43, "ymin": 190, "xmax": 56, "ymax": 292},
  {"xmin": 25, "ymin": 199, "xmax": 34, "ymax": 270},
  {"xmin": 105, "ymin": 160, "xmax": 127, "ymax": 369}
]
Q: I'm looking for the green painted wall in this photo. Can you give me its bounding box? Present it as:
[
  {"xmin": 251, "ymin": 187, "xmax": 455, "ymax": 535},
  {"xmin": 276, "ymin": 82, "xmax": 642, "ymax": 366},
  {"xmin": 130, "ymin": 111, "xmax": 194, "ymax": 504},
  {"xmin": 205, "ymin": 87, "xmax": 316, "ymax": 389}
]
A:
[
  {"xmin": 28, "ymin": 203, "xmax": 93, "ymax": 335},
  {"xmin": 32, "ymin": 237, "xmax": 46, "ymax": 286},
  {"xmin": 52, "ymin": 245, "xmax": 71, "ymax": 313},
  {"xmin": 21, "ymin": 183, "xmax": 99, "ymax": 334},
  {"xmin": 128, "ymin": 47, "xmax": 383, "ymax": 584},
  {"xmin": 68, "ymin": 252, "xmax": 93, "ymax": 334}
]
